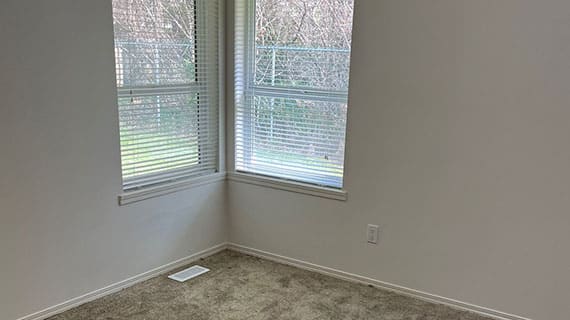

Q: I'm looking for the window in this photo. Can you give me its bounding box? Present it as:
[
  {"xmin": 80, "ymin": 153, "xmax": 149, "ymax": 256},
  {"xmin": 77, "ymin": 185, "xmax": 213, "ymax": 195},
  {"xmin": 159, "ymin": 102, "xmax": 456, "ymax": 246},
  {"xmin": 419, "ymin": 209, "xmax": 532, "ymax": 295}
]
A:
[
  {"xmin": 112, "ymin": 0, "xmax": 220, "ymax": 191},
  {"xmin": 235, "ymin": 0, "xmax": 354, "ymax": 188}
]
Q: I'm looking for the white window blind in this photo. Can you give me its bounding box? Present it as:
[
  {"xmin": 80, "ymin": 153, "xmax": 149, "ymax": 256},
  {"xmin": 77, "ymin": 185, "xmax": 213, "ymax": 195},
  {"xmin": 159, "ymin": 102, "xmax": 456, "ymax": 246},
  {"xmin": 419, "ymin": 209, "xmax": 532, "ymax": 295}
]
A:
[
  {"xmin": 235, "ymin": 0, "xmax": 354, "ymax": 188},
  {"xmin": 112, "ymin": 0, "xmax": 219, "ymax": 191}
]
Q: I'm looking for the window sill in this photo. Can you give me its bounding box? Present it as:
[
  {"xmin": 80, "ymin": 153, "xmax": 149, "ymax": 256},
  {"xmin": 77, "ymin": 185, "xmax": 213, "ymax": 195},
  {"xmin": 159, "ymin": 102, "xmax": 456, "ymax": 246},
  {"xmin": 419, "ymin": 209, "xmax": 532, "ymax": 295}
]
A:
[
  {"xmin": 227, "ymin": 172, "xmax": 347, "ymax": 201},
  {"xmin": 118, "ymin": 172, "xmax": 226, "ymax": 206}
]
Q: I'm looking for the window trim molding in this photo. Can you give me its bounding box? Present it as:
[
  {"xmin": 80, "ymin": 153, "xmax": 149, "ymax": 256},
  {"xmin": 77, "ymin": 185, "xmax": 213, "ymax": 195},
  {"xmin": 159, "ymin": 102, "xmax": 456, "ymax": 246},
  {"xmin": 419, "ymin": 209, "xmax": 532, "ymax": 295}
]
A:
[
  {"xmin": 118, "ymin": 172, "xmax": 226, "ymax": 205},
  {"xmin": 114, "ymin": 0, "xmax": 226, "ymax": 204},
  {"xmin": 233, "ymin": 0, "xmax": 351, "ymax": 190},
  {"xmin": 227, "ymin": 172, "xmax": 347, "ymax": 201},
  {"xmin": 118, "ymin": 170, "xmax": 347, "ymax": 205},
  {"xmin": 225, "ymin": 0, "xmax": 349, "ymax": 201},
  {"xmin": 113, "ymin": 0, "xmax": 223, "ymax": 192}
]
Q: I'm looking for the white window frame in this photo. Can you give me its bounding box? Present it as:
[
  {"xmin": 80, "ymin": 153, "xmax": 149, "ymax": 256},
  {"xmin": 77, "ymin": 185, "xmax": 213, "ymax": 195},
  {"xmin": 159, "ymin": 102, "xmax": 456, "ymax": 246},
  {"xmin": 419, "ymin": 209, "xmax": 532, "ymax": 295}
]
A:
[
  {"xmin": 231, "ymin": 0, "xmax": 348, "ymax": 201},
  {"xmin": 116, "ymin": 0, "xmax": 226, "ymax": 205}
]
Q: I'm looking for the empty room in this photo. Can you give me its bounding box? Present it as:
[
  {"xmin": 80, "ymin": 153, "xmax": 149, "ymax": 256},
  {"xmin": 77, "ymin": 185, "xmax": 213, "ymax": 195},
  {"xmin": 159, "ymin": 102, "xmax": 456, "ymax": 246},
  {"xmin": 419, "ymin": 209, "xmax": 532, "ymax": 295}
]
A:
[{"xmin": 1, "ymin": 0, "xmax": 568, "ymax": 319}]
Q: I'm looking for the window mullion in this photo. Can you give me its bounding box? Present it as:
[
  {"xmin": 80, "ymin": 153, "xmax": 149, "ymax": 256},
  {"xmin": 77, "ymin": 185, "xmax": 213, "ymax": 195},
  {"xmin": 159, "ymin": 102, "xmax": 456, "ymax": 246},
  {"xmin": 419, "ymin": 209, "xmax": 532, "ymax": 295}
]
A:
[
  {"xmin": 117, "ymin": 84, "xmax": 202, "ymax": 97},
  {"xmin": 250, "ymin": 85, "xmax": 348, "ymax": 104}
]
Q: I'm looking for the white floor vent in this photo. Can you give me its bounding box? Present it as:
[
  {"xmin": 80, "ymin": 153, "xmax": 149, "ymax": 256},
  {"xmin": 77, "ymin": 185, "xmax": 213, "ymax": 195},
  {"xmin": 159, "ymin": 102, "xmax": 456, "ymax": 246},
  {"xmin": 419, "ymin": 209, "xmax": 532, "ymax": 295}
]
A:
[{"xmin": 168, "ymin": 265, "xmax": 210, "ymax": 282}]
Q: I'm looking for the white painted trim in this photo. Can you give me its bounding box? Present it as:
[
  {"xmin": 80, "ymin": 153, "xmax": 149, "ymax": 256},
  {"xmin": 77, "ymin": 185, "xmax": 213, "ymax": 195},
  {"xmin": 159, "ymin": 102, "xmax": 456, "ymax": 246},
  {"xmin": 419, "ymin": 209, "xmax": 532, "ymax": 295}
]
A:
[
  {"xmin": 118, "ymin": 172, "xmax": 227, "ymax": 205},
  {"xmin": 16, "ymin": 243, "xmax": 229, "ymax": 320},
  {"xmin": 217, "ymin": 0, "xmax": 227, "ymax": 177},
  {"xmin": 119, "ymin": 170, "xmax": 348, "ymax": 205},
  {"xmin": 16, "ymin": 242, "xmax": 532, "ymax": 320},
  {"xmin": 227, "ymin": 172, "xmax": 348, "ymax": 201},
  {"xmin": 227, "ymin": 243, "xmax": 533, "ymax": 320}
]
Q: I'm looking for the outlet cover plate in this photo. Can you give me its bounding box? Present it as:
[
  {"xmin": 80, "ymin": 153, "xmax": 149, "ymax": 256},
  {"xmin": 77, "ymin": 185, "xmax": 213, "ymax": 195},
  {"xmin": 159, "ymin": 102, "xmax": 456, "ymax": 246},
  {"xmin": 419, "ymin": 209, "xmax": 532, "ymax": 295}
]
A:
[{"xmin": 367, "ymin": 224, "xmax": 379, "ymax": 244}]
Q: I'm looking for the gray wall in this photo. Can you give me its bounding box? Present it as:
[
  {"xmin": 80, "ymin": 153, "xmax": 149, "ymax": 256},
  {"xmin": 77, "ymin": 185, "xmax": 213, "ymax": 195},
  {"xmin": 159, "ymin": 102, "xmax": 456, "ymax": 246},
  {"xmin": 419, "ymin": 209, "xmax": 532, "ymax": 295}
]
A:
[
  {"xmin": 227, "ymin": 1, "xmax": 570, "ymax": 319},
  {"xmin": 2, "ymin": 1, "xmax": 569, "ymax": 319},
  {"xmin": 0, "ymin": 1, "xmax": 227, "ymax": 319}
]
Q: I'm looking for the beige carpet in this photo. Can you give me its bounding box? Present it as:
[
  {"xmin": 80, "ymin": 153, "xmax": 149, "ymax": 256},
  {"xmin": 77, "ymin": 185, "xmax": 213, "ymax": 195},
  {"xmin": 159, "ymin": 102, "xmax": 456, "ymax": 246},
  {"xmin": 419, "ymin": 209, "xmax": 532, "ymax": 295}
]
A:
[{"xmin": 48, "ymin": 250, "xmax": 494, "ymax": 320}]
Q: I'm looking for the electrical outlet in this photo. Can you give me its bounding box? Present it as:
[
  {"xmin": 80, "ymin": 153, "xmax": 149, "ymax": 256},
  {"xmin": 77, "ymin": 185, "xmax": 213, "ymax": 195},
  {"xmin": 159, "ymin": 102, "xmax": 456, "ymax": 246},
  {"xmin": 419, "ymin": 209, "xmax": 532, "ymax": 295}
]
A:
[{"xmin": 367, "ymin": 224, "xmax": 379, "ymax": 244}]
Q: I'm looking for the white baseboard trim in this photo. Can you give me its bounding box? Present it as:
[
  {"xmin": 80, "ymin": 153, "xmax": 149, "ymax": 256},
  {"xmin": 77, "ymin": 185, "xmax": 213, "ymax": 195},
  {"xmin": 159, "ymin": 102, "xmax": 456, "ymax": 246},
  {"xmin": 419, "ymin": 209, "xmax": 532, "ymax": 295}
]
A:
[
  {"xmin": 16, "ymin": 242, "xmax": 532, "ymax": 320},
  {"xmin": 16, "ymin": 243, "xmax": 229, "ymax": 320},
  {"xmin": 227, "ymin": 243, "xmax": 532, "ymax": 320}
]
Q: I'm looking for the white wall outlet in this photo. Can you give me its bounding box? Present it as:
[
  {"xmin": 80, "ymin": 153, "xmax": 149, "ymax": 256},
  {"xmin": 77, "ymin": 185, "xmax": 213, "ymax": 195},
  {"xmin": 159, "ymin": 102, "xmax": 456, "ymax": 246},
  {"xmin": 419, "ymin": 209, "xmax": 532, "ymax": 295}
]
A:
[{"xmin": 367, "ymin": 224, "xmax": 379, "ymax": 244}]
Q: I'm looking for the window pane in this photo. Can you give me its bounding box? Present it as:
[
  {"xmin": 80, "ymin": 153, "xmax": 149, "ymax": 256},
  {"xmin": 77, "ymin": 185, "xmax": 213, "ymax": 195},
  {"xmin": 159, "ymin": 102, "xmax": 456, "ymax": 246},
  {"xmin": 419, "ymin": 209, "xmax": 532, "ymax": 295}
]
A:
[
  {"xmin": 254, "ymin": 0, "xmax": 354, "ymax": 91},
  {"xmin": 254, "ymin": 46, "xmax": 351, "ymax": 90},
  {"xmin": 119, "ymin": 93, "xmax": 200, "ymax": 179},
  {"xmin": 236, "ymin": 96, "xmax": 347, "ymax": 187},
  {"xmin": 113, "ymin": 0, "xmax": 197, "ymax": 88}
]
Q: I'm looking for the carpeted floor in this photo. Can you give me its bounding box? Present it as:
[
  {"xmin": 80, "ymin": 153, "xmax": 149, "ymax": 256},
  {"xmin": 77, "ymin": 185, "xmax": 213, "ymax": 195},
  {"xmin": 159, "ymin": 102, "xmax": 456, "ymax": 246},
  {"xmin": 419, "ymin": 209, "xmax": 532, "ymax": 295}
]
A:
[{"xmin": 48, "ymin": 250, "xmax": 494, "ymax": 320}]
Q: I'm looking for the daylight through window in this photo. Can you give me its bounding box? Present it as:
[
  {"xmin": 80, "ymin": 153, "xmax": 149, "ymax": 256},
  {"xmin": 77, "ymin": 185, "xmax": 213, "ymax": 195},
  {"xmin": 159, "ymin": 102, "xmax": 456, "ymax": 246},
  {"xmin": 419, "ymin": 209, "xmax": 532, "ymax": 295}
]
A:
[
  {"xmin": 235, "ymin": 0, "xmax": 355, "ymax": 188},
  {"xmin": 112, "ymin": 0, "xmax": 219, "ymax": 190}
]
